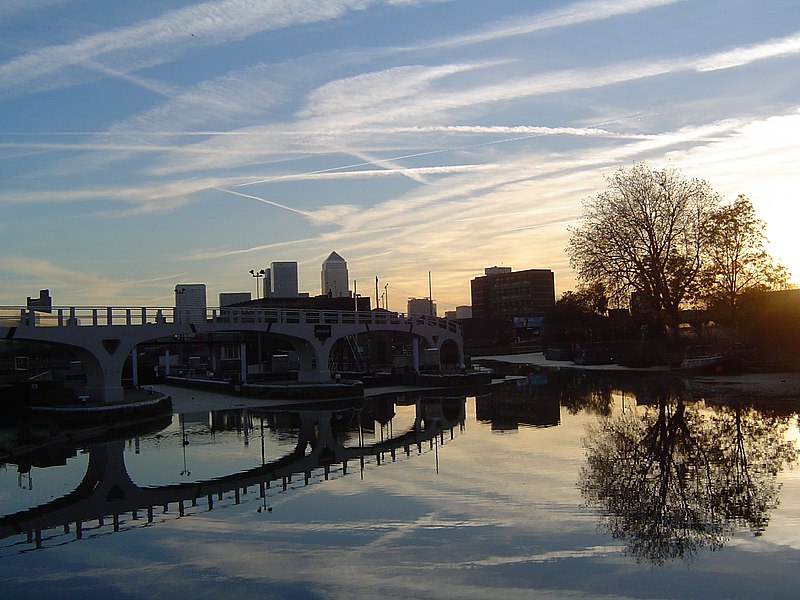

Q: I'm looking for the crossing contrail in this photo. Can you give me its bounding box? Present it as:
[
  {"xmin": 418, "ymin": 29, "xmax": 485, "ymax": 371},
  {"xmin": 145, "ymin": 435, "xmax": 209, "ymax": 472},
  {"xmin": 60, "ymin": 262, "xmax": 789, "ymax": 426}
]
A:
[{"xmin": 233, "ymin": 132, "xmax": 560, "ymax": 188}]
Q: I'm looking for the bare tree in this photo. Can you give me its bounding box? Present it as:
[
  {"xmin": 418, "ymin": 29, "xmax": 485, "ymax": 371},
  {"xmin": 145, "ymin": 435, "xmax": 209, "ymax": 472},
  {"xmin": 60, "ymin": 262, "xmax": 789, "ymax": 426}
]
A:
[
  {"xmin": 567, "ymin": 164, "xmax": 719, "ymax": 333},
  {"xmin": 701, "ymin": 194, "xmax": 791, "ymax": 324}
]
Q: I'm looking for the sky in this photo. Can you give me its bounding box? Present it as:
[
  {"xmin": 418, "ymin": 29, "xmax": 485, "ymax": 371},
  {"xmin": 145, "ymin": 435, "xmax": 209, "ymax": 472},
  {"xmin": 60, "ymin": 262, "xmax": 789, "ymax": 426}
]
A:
[{"xmin": 1, "ymin": 0, "xmax": 798, "ymax": 313}]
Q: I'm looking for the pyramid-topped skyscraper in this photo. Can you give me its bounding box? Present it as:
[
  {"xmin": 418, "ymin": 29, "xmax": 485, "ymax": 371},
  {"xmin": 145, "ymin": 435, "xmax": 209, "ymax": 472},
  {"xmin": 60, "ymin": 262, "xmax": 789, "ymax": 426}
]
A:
[{"xmin": 321, "ymin": 251, "xmax": 349, "ymax": 298}]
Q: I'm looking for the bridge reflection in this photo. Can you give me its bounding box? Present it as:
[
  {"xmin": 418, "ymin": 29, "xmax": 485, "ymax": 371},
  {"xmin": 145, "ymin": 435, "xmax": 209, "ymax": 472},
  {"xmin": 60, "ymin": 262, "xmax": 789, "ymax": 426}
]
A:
[{"xmin": 0, "ymin": 394, "xmax": 466, "ymax": 552}]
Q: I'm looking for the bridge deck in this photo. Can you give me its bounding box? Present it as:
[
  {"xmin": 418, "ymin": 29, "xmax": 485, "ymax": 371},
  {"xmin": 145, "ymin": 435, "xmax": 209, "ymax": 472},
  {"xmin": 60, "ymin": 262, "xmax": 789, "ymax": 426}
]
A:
[{"xmin": 1, "ymin": 306, "xmax": 460, "ymax": 334}]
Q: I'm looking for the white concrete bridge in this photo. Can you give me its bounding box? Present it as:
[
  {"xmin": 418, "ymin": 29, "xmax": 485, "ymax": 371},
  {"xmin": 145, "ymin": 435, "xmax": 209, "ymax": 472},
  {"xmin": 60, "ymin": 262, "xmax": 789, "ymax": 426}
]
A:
[{"xmin": 1, "ymin": 306, "xmax": 463, "ymax": 403}]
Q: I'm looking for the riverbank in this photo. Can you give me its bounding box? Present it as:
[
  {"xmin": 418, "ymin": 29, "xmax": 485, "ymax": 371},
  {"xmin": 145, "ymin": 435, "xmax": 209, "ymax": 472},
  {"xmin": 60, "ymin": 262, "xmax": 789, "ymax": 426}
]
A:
[{"xmin": 475, "ymin": 351, "xmax": 800, "ymax": 400}]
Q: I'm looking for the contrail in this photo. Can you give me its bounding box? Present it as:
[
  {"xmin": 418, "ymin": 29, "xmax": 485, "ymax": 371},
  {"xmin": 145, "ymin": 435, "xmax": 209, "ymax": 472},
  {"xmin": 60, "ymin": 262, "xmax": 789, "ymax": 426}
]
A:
[
  {"xmin": 234, "ymin": 132, "xmax": 555, "ymax": 187},
  {"xmin": 213, "ymin": 187, "xmax": 320, "ymax": 220}
]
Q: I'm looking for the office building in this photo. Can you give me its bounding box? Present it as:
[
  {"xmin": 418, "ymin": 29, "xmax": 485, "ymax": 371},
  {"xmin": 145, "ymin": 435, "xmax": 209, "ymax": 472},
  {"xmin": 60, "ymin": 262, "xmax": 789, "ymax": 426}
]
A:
[
  {"xmin": 408, "ymin": 297, "xmax": 437, "ymax": 317},
  {"xmin": 270, "ymin": 261, "xmax": 298, "ymax": 297},
  {"xmin": 445, "ymin": 305, "xmax": 473, "ymax": 320},
  {"xmin": 321, "ymin": 251, "xmax": 349, "ymax": 298},
  {"xmin": 175, "ymin": 283, "xmax": 207, "ymax": 324},
  {"xmin": 470, "ymin": 267, "xmax": 555, "ymax": 320}
]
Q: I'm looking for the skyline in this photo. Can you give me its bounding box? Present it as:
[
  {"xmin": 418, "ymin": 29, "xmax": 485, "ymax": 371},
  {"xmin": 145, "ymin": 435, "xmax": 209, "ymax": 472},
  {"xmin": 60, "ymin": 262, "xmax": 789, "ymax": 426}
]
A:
[{"xmin": 1, "ymin": 0, "xmax": 798, "ymax": 313}]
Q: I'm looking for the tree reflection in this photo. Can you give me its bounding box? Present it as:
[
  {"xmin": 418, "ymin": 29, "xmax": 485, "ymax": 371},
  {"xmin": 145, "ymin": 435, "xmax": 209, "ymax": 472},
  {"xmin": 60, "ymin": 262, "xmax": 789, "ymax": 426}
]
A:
[{"xmin": 580, "ymin": 396, "xmax": 798, "ymax": 564}]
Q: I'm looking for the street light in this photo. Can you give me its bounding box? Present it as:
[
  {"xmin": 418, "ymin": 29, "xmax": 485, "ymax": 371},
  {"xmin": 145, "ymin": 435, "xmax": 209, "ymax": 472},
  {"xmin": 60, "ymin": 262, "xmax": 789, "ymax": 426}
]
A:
[
  {"xmin": 250, "ymin": 269, "xmax": 265, "ymax": 299},
  {"xmin": 174, "ymin": 286, "xmax": 186, "ymax": 324},
  {"xmin": 384, "ymin": 283, "xmax": 389, "ymax": 311}
]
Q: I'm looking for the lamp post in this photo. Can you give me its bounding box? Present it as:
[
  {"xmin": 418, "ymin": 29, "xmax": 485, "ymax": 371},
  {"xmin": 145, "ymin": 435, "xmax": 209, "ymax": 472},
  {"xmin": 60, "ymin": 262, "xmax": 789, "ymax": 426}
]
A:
[
  {"xmin": 174, "ymin": 286, "xmax": 186, "ymax": 324},
  {"xmin": 250, "ymin": 269, "xmax": 265, "ymax": 299},
  {"xmin": 428, "ymin": 271, "xmax": 433, "ymax": 317},
  {"xmin": 180, "ymin": 415, "xmax": 190, "ymax": 477},
  {"xmin": 384, "ymin": 283, "xmax": 389, "ymax": 311}
]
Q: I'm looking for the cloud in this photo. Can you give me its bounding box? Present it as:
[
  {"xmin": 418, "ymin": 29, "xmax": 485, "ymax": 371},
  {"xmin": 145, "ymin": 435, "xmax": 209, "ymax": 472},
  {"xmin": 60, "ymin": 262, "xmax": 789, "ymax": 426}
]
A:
[
  {"xmin": 108, "ymin": 64, "xmax": 290, "ymax": 133},
  {"xmin": 115, "ymin": 31, "xmax": 800, "ymax": 183},
  {"xmin": 0, "ymin": 256, "xmax": 192, "ymax": 305},
  {"xmin": 695, "ymin": 32, "xmax": 800, "ymax": 72},
  {"xmin": 0, "ymin": 0, "xmax": 65, "ymax": 19},
  {"xmin": 0, "ymin": 256, "xmax": 123, "ymax": 298},
  {"xmin": 418, "ymin": 0, "xmax": 686, "ymax": 50},
  {"xmin": 0, "ymin": 0, "xmax": 440, "ymax": 97},
  {"xmin": 187, "ymin": 236, "xmax": 328, "ymax": 261},
  {"xmin": 299, "ymin": 61, "xmax": 507, "ymax": 120}
]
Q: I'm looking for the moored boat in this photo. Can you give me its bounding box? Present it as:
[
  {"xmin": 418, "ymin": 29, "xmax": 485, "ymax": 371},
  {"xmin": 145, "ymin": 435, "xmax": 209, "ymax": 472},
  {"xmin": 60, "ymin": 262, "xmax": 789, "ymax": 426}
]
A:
[{"xmin": 673, "ymin": 350, "xmax": 741, "ymax": 375}]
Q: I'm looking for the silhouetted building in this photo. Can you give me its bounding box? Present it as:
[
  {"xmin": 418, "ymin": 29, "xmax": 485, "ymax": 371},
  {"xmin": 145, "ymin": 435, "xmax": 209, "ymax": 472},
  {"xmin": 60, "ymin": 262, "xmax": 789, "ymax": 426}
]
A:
[
  {"xmin": 237, "ymin": 295, "xmax": 370, "ymax": 311},
  {"xmin": 270, "ymin": 262, "xmax": 298, "ymax": 297},
  {"xmin": 445, "ymin": 305, "xmax": 472, "ymax": 320},
  {"xmin": 27, "ymin": 289, "xmax": 52, "ymax": 313},
  {"xmin": 175, "ymin": 283, "xmax": 206, "ymax": 324},
  {"xmin": 408, "ymin": 297, "xmax": 436, "ymax": 317},
  {"xmin": 470, "ymin": 266, "xmax": 555, "ymax": 320},
  {"xmin": 321, "ymin": 251, "xmax": 349, "ymax": 298}
]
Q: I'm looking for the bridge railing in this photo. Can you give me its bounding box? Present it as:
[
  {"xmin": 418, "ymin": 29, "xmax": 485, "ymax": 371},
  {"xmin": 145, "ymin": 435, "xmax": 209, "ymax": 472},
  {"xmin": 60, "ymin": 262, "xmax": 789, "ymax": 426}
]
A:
[
  {"xmin": 212, "ymin": 307, "xmax": 461, "ymax": 334},
  {"xmin": 0, "ymin": 306, "xmax": 462, "ymax": 334},
  {"xmin": 0, "ymin": 306, "xmax": 177, "ymax": 327}
]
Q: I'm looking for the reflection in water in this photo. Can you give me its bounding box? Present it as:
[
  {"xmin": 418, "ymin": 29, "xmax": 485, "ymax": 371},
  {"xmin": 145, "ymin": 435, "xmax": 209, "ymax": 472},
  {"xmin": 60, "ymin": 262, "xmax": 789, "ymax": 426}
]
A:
[
  {"xmin": 2, "ymin": 373, "xmax": 799, "ymax": 573},
  {"xmin": 475, "ymin": 375, "xmax": 560, "ymax": 431},
  {"xmin": 580, "ymin": 393, "xmax": 799, "ymax": 564},
  {"xmin": 0, "ymin": 394, "xmax": 466, "ymax": 554}
]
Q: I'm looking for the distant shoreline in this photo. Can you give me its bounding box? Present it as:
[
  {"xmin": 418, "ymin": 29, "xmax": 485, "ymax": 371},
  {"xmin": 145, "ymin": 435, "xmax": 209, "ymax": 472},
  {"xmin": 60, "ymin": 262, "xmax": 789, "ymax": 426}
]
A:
[{"xmin": 476, "ymin": 351, "xmax": 800, "ymax": 400}]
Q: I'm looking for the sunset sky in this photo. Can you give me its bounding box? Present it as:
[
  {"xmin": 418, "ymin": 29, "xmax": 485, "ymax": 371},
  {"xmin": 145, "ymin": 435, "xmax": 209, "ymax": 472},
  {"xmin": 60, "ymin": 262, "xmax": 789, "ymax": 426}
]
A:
[{"xmin": 1, "ymin": 0, "xmax": 798, "ymax": 313}]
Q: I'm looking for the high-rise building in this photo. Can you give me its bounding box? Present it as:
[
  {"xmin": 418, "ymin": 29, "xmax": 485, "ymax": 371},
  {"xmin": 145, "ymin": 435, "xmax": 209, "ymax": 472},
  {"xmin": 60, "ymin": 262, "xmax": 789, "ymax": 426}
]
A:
[
  {"xmin": 262, "ymin": 267, "xmax": 271, "ymax": 297},
  {"xmin": 445, "ymin": 305, "xmax": 473, "ymax": 320},
  {"xmin": 175, "ymin": 283, "xmax": 207, "ymax": 323},
  {"xmin": 270, "ymin": 262, "xmax": 298, "ymax": 297},
  {"xmin": 470, "ymin": 267, "xmax": 555, "ymax": 320},
  {"xmin": 321, "ymin": 251, "xmax": 349, "ymax": 298},
  {"xmin": 408, "ymin": 297, "xmax": 437, "ymax": 317}
]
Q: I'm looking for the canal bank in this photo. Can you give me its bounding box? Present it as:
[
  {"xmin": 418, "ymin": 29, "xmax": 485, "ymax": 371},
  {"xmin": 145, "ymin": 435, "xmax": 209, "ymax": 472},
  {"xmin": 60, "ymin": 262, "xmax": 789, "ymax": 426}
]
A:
[{"xmin": 476, "ymin": 351, "xmax": 800, "ymax": 400}]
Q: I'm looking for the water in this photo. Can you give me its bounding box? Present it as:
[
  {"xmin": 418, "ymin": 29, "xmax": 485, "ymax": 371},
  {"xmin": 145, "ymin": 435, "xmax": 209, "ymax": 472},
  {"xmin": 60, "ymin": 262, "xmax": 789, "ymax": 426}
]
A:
[{"xmin": 2, "ymin": 373, "xmax": 800, "ymax": 599}]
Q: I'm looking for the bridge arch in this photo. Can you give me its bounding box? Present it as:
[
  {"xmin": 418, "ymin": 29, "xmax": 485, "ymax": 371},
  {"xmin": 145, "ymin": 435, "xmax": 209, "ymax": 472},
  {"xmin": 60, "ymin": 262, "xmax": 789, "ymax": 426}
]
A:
[{"xmin": 1, "ymin": 307, "xmax": 464, "ymax": 402}]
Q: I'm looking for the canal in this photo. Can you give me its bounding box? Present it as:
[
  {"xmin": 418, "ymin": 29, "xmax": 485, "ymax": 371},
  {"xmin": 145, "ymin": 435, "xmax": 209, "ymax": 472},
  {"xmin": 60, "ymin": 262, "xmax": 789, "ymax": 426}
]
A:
[{"xmin": 2, "ymin": 372, "xmax": 799, "ymax": 599}]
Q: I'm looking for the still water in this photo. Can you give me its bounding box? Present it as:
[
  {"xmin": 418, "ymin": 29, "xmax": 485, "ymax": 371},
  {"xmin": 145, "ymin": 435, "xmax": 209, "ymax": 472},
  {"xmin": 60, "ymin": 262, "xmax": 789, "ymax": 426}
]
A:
[{"xmin": 2, "ymin": 373, "xmax": 800, "ymax": 599}]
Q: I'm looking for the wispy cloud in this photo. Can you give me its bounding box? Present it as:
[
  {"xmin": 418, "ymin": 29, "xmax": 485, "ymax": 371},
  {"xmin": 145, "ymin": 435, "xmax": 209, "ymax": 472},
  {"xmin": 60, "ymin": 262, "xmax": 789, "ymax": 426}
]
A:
[
  {"xmin": 418, "ymin": 0, "xmax": 686, "ymax": 50},
  {"xmin": 0, "ymin": 0, "xmax": 65, "ymax": 19},
  {"xmin": 0, "ymin": 0, "xmax": 440, "ymax": 97},
  {"xmin": 186, "ymin": 237, "xmax": 322, "ymax": 261},
  {"xmin": 0, "ymin": 256, "xmax": 124, "ymax": 298},
  {"xmin": 695, "ymin": 32, "xmax": 800, "ymax": 72},
  {"xmin": 120, "ymin": 34, "xmax": 800, "ymax": 182},
  {"xmin": 2, "ymin": 1, "xmax": 799, "ymax": 306}
]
